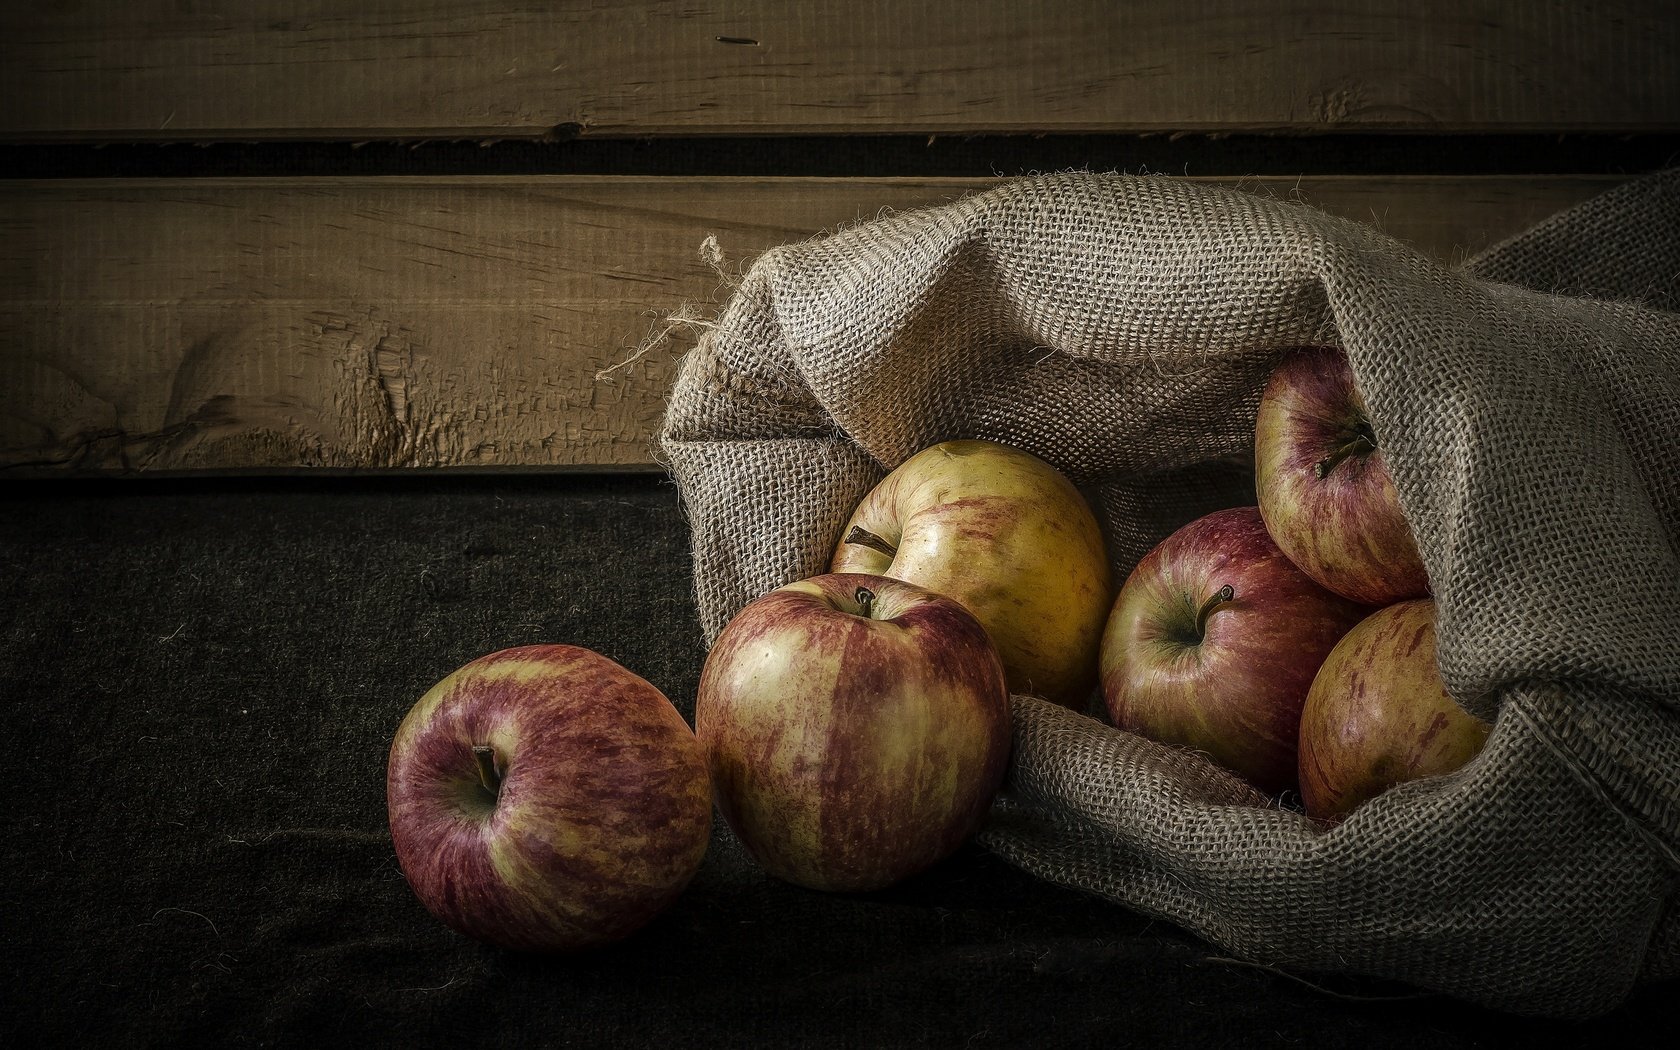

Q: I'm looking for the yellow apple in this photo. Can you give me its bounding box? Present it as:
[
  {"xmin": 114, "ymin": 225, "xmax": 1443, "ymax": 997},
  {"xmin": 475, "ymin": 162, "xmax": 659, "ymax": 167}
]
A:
[{"xmin": 830, "ymin": 439, "xmax": 1114, "ymax": 707}]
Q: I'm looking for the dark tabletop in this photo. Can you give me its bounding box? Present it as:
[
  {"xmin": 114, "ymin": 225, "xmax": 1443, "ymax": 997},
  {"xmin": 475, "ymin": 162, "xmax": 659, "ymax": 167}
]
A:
[{"xmin": 2, "ymin": 474, "xmax": 1671, "ymax": 1047}]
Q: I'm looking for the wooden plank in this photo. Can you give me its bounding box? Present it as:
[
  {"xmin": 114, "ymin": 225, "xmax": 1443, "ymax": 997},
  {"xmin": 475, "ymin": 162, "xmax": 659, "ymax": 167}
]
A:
[
  {"xmin": 2, "ymin": 2, "xmax": 1674, "ymax": 140},
  {"xmin": 0, "ymin": 174, "xmax": 1629, "ymax": 474}
]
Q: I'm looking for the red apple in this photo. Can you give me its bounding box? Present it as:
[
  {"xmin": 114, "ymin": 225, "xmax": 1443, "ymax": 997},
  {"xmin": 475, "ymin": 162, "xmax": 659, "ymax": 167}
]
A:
[
  {"xmin": 830, "ymin": 439, "xmax": 1113, "ymax": 707},
  {"xmin": 386, "ymin": 645, "xmax": 712, "ymax": 951},
  {"xmin": 1254, "ymin": 345, "xmax": 1429, "ymax": 605},
  {"xmin": 1100, "ymin": 506, "xmax": 1369, "ymax": 795},
  {"xmin": 696, "ymin": 573, "xmax": 1010, "ymax": 892},
  {"xmin": 1298, "ymin": 599, "xmax": 1492, "ymax": 821}
]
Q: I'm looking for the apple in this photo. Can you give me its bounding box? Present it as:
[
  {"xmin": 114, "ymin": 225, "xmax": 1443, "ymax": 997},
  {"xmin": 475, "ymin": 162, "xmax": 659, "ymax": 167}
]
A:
[
  {"xmin": 1298, "ymin": 599, "xmax": 1492, "ymax": 821},
  {"xmin": 829, "ymin": 439, "xmax": 1113, "ymax": 707},
  {"xmin": 1254, "ymin": 345, "xmax": 1429, "ymax": 605},
  {"xmin": 695, "ymin": 572, "xmax": 1010, "ymax": 892},
  {"xmin": 386, "ymin": 644, "xmax": 712, "ymax": 951},
  {"xmin": 1099, "ymin": 506, "xmax": 1369, "ymax": 795}
]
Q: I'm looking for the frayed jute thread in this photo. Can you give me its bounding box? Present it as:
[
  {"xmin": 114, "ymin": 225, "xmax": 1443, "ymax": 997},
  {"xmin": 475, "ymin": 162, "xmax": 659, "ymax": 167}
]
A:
[
  {"xmin": 595, "ymin": 303, "xmax": 718, "ymax": 382},
  {"xmin": 698, "ymin": 233, "xmax": 741, "ymax": 291},
  {"xmin": 594, "ymin": 235, "xmax": 738, "ymax": 382},
  {"xmin": 1202, "ymin": 956, "xmax": 1434, "ymax": 1004}
]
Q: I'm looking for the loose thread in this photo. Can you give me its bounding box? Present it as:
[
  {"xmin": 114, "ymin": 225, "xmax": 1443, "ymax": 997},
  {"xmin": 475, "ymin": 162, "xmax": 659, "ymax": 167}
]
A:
[
  {"xmin": 595, "ymin": 235, "xmax": 736, "ymax": 381},
  {"xmin": 1202, "ymin": 956, "xmax": 1433, "ymax": 1003},
  {"xmin": 594, "ymin": 304, "xmax": 717, "ymax": 381},
  {"xmin": 699, "ymin": 233, "xmax": 741, "ymax": 289}
]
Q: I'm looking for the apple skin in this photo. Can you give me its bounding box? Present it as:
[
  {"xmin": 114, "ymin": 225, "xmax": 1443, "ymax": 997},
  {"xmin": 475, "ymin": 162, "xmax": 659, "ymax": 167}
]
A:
[
  {"xmin": 386, "ymin": 645, "xmax": 712, "ymax": 952},
  {"xmin": 1298, "ymin": 599, "xmax": 1492, "ymax": 822},
  {"xmin": 1100, "ymin": 506, "xmax": 1370, "ymax": 795},
  {"xmin": 695, "ymin": 573, "xmax": 1011, "ymax": 892},
  {"xmin": 830, "ymin": 439, "xmax": 1114, "ymax": 707},
  {"xmin": 1254, "ymin": 345, "xmax": 1429, "ymax": 606}
]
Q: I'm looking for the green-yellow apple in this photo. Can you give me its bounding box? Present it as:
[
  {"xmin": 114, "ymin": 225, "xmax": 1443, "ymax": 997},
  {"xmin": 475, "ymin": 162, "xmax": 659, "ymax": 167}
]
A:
[
  {"xmin": 386, "ymin": 645, "xmax": 712, "ymax": 951},
  {"xmin": 695, "ymin": 573, "xmax": 1010, "ymax": 892},
  {"xmin": 1254, "ymin": 345, "xmax": 1429, "ymax": 605},
  {"xmin": 1298, "ymin": 599, "xmax": 1492, "ymax": 821},
  {"xmin": 830, "ymin": 439, "xmax": 1113, "ymax": 707},
  {"xmin": 1100, "ymin": 506, "xmax": 1368, "ymax": 795}
]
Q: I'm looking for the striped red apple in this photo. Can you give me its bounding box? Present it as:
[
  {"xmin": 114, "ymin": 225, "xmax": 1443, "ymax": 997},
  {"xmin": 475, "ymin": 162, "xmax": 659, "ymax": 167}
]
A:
[
  {"xmin": 1254, "ymin": 345, "xmax": 1429, "ymax": 606},
  {"xmin": 1298, "ymin": 599, "xmax": 1492, "ymax": 821},
  {"xmin": 1099, "ymin": 506, "xmax": 1369, "ymax": 795},
  {"xmin": 830, "ymin": 439, "xmax": 1114, "ymax": 707},
  {"xmin": 696, "ymin": 573, "xmax": 1011, "ymax": 892},
  {"xmin": 386, "ymin": 645, "xmax": 712, "ymax": 951}
]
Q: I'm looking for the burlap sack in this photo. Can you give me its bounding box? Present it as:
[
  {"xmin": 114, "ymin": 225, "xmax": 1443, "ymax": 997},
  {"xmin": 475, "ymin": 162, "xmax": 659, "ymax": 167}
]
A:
[{"xmin": 658, "ymin": 169, "xmax": 1680, "ymax": 1018}]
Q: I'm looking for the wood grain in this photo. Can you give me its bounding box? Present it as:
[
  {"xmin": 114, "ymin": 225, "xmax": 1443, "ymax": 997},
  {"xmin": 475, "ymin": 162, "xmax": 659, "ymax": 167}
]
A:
[
  {"xmin": 0, "ymin": 174, "xmax": 1628, "ymax": 474},
  {"xmin": 2, "ymin": 1, "xmax": 1674, "ymax": 140}
]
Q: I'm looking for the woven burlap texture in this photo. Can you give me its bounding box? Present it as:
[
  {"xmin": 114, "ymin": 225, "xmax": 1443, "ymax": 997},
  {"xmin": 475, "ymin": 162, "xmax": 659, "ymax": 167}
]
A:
[{"xmin": 658, "ymin": 169, "xmax": 1680, "ymax": 1018}]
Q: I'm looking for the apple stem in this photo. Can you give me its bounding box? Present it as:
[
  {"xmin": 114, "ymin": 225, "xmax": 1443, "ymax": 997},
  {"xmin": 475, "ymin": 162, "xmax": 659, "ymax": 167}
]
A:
[
  {"xmin": 855, "ymin": 586, "xmax": 876, "ymax": 618},
  {"xmin": 1313, "ymin": 423, "xmax": 1378, "ymax": 479},
  {"xmin": 1195, "ymin": 585, "xmax": 1236, "ymax": 637},
  {"xmin": 844, "ymin": 525, "xmax": 898, "ymax": 559},
  {"xmin": 472, "ymin": 745, "xmax": 503, "ymax": 798}
]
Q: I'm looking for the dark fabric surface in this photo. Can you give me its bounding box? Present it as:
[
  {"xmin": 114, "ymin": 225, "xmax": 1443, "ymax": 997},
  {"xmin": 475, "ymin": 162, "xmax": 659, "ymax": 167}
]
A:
[{"xmin": 0, "ymin": 474, "xmax": 1671, "ymax": 1048}]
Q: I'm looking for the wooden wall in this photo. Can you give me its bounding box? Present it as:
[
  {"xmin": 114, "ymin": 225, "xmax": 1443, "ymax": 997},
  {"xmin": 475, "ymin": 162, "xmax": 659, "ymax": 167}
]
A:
[{"xmin": 2, "ymin": 2, "xmax": 1675, "ymax": 475}]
